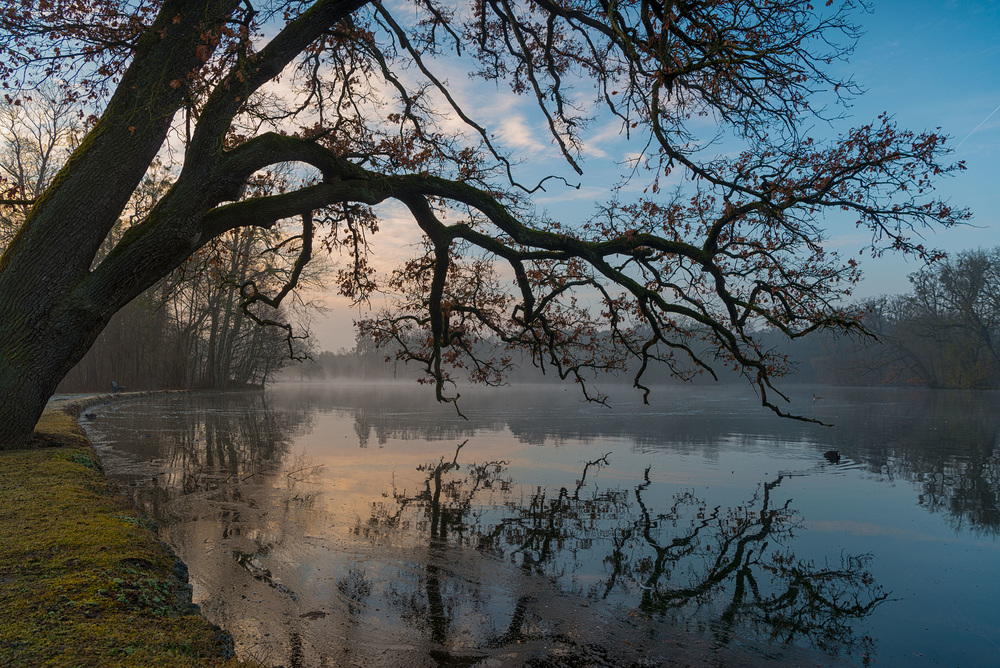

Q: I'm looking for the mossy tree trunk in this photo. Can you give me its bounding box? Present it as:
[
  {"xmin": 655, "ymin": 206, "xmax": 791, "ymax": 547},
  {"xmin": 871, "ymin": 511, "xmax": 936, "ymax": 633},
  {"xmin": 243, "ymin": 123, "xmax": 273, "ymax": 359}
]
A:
[
  {"xmin": 0, "ymin": 0, "xmax": 269, "ymax": 448},
  {"xmin": 0, "ymin": 0, "xmax": 374, "ymax": 448}
]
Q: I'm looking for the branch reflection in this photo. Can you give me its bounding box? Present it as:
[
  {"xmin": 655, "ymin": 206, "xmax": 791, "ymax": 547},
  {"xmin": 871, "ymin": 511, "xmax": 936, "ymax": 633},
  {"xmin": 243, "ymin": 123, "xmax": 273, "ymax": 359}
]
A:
[
  {"xmin": 313, "ymin": 384, "xmax": 1000, "ymax": 537},
  {"xmin": 362, "ymin": 444, "xmax": 887, "ymax": 665}
]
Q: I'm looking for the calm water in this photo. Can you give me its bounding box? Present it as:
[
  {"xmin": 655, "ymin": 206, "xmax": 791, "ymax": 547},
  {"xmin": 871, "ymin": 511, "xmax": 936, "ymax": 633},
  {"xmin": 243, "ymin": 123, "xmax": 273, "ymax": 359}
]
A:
[{"xmin": 83, "ymin": 383, "xmax": 1000, "ymax": 667}]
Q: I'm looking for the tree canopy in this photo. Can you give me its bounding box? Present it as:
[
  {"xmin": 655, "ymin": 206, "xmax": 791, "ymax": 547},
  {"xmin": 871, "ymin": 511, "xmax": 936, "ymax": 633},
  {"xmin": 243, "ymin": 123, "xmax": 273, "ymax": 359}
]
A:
[{"xmin": 0, "ymin": 0, "xmax": 968, "ymax": 448}]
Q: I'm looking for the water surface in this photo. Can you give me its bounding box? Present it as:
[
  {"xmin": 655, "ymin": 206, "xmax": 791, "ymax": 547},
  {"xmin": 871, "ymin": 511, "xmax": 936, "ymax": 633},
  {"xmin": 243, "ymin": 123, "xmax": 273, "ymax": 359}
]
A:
[{"xmin": 84, "ymin": 383, "xmax": 1000, "ymax": 666}]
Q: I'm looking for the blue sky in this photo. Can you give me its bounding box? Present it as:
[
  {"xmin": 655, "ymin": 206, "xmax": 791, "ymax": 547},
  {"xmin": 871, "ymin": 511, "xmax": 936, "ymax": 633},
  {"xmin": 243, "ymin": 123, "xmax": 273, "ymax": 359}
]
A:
[
  {"xmin": 309, "ymin": 0, "xmax": 1000, "ymax": 350},
  {"xmin": 833, "ymin": 0, "xmax": 1000, "ymax": 295}
]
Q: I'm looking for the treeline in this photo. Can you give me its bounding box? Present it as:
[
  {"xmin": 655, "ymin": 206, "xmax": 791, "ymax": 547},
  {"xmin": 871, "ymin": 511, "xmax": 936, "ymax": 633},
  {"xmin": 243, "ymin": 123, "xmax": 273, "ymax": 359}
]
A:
[
  {"xmin": 57, "ymin": 224, "xmax": 311, "ymax": 393},
  {"xmin": 1, "ymin": 93, "xmax": 316, "ymax": 393},
  {"xmin": 285, "ymin": 341, "xmax": 414, "ymax": 382},
  {"xmin": 74, "ymin": 236, "xmax": 1000, "ymax": 391},
  {"xmin": 809, "ymin": 248, "xmax": 1000, "ymax": 389}
]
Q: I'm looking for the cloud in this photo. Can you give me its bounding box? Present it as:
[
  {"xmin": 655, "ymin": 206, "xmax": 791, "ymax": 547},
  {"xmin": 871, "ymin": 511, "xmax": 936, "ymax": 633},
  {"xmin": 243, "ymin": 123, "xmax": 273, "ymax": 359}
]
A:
[
  {"xmin": 532, "ymin": 185, "xmax": 608, "ymax": 212},
  {"xmin": 495, "ymin": 112, "xmax": 547, "ymax": 154},
  {"xmin": 580, "ymin": 118, "xmax": 629, "ymax": 159}
]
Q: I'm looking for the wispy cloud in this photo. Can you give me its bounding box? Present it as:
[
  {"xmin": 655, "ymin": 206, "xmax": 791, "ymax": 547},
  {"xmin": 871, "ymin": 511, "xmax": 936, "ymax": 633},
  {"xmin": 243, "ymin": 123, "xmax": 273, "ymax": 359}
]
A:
[
  {"xmin": 578, "ymin": 118, "xmax": 628, "ymax": 159},
  {"xmin": 495, "ymin": 111, "xmax": 547, "ymax": 154}
]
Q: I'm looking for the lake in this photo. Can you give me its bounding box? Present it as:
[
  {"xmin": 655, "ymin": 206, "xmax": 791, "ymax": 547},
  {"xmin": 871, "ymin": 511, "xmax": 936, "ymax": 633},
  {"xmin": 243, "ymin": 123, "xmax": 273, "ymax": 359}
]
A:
[{"xmin": 82, "ymin": 383, "xmax": 1000, "ymax": 666}]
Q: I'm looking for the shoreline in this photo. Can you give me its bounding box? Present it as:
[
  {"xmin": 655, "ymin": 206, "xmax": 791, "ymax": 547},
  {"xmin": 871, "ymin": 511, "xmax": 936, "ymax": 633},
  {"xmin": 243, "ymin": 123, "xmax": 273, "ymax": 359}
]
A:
[{"xmin": 0, "ymin": 391, "xmax": 248, "ymax": 667}]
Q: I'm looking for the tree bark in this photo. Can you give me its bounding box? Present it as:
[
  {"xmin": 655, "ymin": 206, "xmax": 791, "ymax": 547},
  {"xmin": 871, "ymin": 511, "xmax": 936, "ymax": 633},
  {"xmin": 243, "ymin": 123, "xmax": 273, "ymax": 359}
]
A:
[
  {"xmin": 0, "ymin": 0, "xmax": 242, "ymax": 447},
  {"xmin": 0, "ymin": 0, "xmax": 371, "ymax": 448}
]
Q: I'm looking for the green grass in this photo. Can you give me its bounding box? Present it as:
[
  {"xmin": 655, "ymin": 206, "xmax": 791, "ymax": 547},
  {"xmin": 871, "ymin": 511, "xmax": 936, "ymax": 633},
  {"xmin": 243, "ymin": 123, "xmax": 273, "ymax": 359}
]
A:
[{"xmin": 0, "ymin": 402, "xmax": 250, "ymax": 667}]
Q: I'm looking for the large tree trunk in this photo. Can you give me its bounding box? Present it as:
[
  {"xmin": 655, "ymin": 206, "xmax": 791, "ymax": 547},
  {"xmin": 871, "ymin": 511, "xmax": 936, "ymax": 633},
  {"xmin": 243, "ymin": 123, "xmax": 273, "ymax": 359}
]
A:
[
  {"xmin": 0, "ymin": 0, "xmax": 380, "ymax": 448},
  {"xmin": 0, "ymin": 313, "xmax": 104, "ymax": 446},
  {"xmin": 0, "ymin": 0, "xmax": 244, "ymax": 448}
]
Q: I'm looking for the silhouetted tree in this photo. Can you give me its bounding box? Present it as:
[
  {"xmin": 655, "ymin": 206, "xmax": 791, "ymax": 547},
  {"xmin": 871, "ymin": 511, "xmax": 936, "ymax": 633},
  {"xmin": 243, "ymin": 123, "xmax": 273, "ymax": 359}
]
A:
[{"xmin": 0, "ymin": 0, "xmax": 968, "ymax": 448}]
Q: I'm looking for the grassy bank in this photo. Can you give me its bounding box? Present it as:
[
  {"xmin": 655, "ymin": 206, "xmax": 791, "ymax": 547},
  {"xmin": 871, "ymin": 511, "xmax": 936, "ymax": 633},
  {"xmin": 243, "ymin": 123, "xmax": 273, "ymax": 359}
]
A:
[{"xmin": 0, "ymin": 395, "xmax": 243, "ymax": 667}]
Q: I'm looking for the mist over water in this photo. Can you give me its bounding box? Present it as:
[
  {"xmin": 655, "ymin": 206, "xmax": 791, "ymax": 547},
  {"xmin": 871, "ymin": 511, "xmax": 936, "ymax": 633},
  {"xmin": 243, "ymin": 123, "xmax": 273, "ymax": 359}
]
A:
[{"xmin": 84, "ymin": 383, "xmax": 1000, "ymax": 666}]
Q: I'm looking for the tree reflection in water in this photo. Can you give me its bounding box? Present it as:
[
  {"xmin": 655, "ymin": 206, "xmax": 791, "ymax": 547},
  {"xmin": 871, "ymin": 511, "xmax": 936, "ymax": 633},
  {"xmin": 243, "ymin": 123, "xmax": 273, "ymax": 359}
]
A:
[
  {"xmin": 94, "ymin": 386, "xmax": 1000, "ymax": 666},
  {"xmin": 813, "ymin": 389, "xmax": 1000, "ymax": 537},
  {"xmin": 309, "ymin": 383, "xmax": 1000, "ymax": 538},
  {"xmin": 362, "ymin": 442, "xmax": 887, "ymax": 665}
]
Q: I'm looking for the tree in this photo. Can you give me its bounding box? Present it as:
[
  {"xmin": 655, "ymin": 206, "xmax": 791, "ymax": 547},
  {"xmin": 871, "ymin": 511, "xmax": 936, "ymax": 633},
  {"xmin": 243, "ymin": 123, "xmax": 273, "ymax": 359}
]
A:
[
  {"xmin": 809, "ymin": 295, "xmax": 941, "ymax": 387},
  {"xmin": 18, "ymin": 150, "xmax": 313, "ymax": 392},
  {"xmin": 808, "ymin": 249, "xmax": 1000, "ymax": 390},
  {"xmin": 907, "ymin": 248, "xmax": 1000, "ymax": 388},
  {"xmin": 0, "ymin": 87, "xmax": 79, "ymax": 249},
  {"xmin": 0, "ymin": 0, "xmax": 968, "ymax": 449}
]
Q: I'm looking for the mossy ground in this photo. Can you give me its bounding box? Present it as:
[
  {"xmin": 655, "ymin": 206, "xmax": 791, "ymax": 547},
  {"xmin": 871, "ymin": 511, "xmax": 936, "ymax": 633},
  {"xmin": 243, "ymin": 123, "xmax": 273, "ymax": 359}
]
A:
[{"xmin": 0, "ymin": 400, "xmax": 248, "ymax": 667}]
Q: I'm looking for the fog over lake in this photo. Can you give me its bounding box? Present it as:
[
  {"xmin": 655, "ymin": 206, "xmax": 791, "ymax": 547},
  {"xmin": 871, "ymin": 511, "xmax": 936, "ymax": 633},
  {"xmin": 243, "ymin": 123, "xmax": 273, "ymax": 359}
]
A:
[{"xmin": 83, "ymin": 383, "xmax": 1000, "ymax": 667}]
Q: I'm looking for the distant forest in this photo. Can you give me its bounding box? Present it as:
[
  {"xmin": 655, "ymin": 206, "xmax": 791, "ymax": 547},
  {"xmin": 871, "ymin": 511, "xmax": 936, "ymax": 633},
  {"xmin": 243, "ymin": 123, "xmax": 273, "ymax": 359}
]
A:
[
  {"xmin": 0, "ymin": 95, "xmax": 317, "ymax": 394},
  {"xmin": 54, "ymin": 220, "xmax": 316, "ymax": 393},
  {"xmin": 290, "ymin": 248, "xmax": 1000, "ymax": 391},
  {"xmin": 47, "ymin": 244, "xmax": 1000, "ymax": 394},
  {"xmin": 808, "ymin": 247, "xmax": 1000, "ymax": 390}
]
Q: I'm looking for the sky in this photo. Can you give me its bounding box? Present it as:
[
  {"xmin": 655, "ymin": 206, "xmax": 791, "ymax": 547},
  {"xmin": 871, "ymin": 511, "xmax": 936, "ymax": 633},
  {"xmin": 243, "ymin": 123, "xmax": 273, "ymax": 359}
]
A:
[{"xmin": 306, "ymin": 0, "xmax": 1000, "ymax": 351}]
